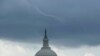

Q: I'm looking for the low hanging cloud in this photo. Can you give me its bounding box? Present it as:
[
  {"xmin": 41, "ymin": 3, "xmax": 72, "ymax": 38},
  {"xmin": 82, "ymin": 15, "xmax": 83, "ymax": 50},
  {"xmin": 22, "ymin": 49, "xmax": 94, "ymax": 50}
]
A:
[
  {"xmin": 0, "ymin": 0, "xmax": 100, "ymax": 47},
  {"xmin": 0, "ymin": 39, "xmax": 100, "ymax": 56},
  {"xmin": 0, "ymin": 39, "xmax": 39, "ymax": 56}
]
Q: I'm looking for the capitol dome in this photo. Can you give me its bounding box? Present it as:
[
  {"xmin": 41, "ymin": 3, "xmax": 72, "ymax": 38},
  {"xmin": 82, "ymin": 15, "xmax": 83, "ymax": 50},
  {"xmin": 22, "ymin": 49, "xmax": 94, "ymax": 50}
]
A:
[{"xmin": 35, "ymin": 29, "xmax": 57, "ymax": 56}]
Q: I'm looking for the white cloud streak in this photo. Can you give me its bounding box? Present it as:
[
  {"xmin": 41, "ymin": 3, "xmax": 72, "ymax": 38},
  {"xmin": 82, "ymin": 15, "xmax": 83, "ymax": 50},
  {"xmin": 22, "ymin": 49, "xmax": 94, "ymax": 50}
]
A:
[
  {"xmin": 34, "ymin": 6, "xmax": 63, "ymax": 23},
  {"xmin": 27, "ymin": 0, "xmax": 64, "ymax": 24}
]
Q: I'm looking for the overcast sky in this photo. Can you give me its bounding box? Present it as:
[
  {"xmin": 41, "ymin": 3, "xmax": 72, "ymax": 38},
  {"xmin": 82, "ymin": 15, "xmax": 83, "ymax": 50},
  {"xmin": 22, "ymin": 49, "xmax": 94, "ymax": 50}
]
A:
[{"xmin": 0, "ymin": 0, "xmax": 100, "ymax": 56}]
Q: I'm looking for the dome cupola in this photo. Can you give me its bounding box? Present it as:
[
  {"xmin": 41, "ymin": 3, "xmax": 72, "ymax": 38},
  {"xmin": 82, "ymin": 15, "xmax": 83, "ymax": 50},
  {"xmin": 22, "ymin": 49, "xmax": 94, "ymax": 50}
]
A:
[{"xmin": 35, "ymin": 29, "xmax": 57, "ymax": 56}]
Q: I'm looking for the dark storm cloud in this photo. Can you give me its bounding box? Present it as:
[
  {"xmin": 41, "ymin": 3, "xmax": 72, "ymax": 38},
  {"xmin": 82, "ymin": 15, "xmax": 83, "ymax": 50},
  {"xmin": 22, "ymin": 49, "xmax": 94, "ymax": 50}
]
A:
[{"xmin": 0, "ymin": 0, "xmax": 100, "ymax": 47}]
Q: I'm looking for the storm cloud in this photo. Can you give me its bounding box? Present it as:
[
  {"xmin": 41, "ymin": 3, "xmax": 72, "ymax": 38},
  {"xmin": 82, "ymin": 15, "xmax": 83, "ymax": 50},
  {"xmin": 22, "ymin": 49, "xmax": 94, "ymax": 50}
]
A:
[{"xmin": 0, "ymin": 0, "xmax": 100, "ymax": 47}]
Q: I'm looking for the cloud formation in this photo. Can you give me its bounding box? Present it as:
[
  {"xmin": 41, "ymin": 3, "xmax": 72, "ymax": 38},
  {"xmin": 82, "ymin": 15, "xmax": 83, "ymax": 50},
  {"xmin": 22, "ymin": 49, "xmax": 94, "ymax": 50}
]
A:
[
  {"xmin": 0, "ymin": 39, "xmax": 100, "ymax": 56},
  {"xmin": 0, "ymin": 39, "xmax": 35, "ymax": 56},
  {"xmin": 0, "ymin": 0, "xmax": 100, "ymax": 47}
]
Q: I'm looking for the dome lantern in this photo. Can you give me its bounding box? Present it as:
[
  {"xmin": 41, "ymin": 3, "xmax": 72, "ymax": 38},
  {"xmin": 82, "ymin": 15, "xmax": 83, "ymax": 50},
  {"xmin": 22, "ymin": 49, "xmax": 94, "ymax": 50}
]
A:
[{"xmin": 35, "ymin": 29, "xmax": 57, "ymax": 56}]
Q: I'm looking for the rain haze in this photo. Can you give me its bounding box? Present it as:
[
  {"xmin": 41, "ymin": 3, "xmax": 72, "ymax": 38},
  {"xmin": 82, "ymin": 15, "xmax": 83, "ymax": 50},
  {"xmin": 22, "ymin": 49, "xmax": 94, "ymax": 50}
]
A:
[{"xmin": 0, "ymin": 0, "xmax": 100, "ymax": 56}]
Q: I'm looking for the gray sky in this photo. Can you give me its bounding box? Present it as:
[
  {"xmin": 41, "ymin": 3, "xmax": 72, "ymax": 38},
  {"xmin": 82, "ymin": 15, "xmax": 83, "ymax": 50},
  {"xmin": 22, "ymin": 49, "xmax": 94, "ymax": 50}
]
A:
[
  {"xmin": 0, "ymin": 0, "xmax": 100, "ymax": 47},
  {"xmin": 0, "ymin": 0, "xmax": 100, "ymax": 56}
]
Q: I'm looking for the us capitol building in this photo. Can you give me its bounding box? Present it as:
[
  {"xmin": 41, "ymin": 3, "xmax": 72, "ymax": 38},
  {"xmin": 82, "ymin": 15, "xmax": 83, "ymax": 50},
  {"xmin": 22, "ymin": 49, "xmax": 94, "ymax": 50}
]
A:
[{"xmin": 35, "ymin": 29, "xmax": 57, "ymax": 56}]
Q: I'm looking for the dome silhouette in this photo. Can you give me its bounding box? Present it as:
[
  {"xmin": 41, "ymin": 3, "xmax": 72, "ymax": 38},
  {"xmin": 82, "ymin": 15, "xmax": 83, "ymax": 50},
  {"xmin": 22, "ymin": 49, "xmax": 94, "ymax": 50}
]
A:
[{"xmin": 35, "ymin": 29, "xmax": 57, "ymax": 56}]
